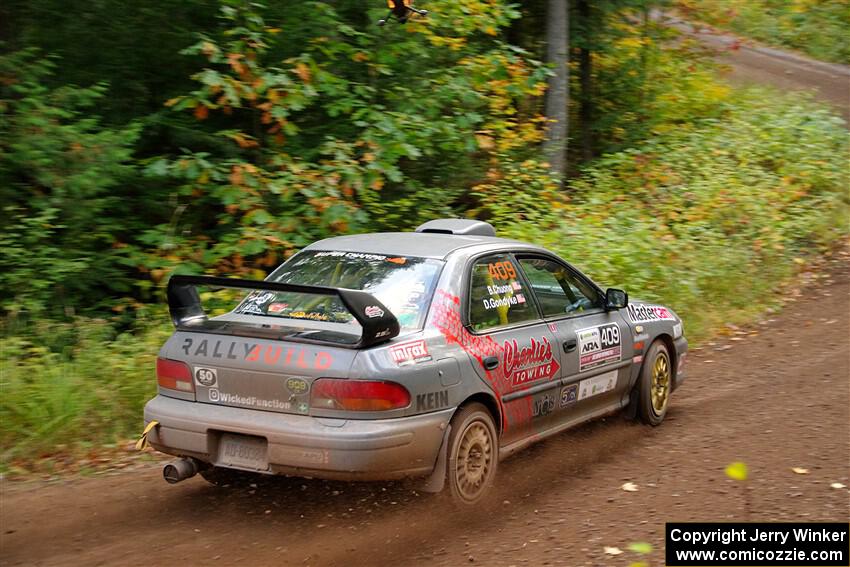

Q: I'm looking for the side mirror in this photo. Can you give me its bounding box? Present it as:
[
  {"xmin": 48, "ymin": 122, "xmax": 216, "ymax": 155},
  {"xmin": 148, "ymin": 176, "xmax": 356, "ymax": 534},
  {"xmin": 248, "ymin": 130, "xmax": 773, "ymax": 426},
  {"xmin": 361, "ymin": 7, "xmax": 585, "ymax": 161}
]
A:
[{"xmin": 605, "ymin": 288, "xmax": 628, "ymax": 311}]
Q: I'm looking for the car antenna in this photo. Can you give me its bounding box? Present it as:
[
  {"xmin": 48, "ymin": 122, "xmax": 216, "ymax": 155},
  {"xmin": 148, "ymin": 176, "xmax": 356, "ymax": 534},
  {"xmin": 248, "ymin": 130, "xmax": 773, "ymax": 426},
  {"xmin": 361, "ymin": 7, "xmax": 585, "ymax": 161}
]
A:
[{"xmin": 377, "ymin": 0, "xmax": 428, "ymax": 26}]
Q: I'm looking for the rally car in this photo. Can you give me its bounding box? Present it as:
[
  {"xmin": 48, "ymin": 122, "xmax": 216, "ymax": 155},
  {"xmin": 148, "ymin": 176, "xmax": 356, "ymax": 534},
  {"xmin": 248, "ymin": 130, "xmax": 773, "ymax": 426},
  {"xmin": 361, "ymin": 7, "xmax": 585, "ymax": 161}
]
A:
[{"xmin": 143, "ymin": 219, "xmax": 687, "ymax": 503}]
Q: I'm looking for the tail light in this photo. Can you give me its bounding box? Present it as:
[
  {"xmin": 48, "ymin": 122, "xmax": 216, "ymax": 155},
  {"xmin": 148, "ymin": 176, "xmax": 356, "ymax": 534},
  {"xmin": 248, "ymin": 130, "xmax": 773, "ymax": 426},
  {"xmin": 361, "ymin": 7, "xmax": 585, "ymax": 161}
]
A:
[
  {"xmin": 311, "ymin": 379, "xmax": 410, "ymax": 412},
  {"xmin": 157, "ymin": 357, "xmax": 194, "ymax": 393}
]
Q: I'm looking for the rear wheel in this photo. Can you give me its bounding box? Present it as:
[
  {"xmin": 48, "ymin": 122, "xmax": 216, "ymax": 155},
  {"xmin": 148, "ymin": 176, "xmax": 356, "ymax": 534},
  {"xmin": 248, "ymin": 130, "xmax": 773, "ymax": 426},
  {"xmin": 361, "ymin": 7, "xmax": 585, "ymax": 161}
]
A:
[
  {"xmin": 638, "ymin": 340, "xmax": 672, "ymax": 425},
  {"xmin": 446, "ymin": 403, "xmax": 498, "ymax": 505}
]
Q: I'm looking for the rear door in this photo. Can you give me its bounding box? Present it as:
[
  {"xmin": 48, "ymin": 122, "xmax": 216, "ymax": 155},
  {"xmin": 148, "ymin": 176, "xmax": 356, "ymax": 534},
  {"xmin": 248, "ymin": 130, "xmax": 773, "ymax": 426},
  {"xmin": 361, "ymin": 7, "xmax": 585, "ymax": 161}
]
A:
[
  {"xmin": 463, "ymin": 253, "xmax": 562, "ymax": 446},
  {"xmin": 515, "ymin": 255, "xmax": 633, "ymax": 421}
]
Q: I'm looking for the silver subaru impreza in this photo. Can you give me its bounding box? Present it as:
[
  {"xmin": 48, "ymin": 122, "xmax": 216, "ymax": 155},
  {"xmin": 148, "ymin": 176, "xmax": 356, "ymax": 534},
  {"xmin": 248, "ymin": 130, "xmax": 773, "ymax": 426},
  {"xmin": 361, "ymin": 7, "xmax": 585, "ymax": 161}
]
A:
[{"xmin": 143, "ymin": 219, "xmax": 687, "ymax": 503}]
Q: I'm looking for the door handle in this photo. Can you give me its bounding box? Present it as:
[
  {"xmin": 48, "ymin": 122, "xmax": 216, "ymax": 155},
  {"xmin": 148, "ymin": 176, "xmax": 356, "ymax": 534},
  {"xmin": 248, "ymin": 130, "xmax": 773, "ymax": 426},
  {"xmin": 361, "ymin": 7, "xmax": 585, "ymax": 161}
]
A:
[
  {"xmin": 563, "ymin": 339, "xmax": 577, "ymax": 353},
  {"xmin": 483, "ymin": 356, "xmax": 499, "ymax": 371}
]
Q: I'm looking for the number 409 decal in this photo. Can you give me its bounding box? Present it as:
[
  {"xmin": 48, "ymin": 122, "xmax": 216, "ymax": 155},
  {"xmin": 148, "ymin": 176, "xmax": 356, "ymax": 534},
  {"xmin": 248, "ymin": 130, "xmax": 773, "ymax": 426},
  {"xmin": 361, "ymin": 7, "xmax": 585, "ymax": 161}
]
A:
[{"xmin": 488, "ymin": 261, "xmax": 517, "ymax": 280}]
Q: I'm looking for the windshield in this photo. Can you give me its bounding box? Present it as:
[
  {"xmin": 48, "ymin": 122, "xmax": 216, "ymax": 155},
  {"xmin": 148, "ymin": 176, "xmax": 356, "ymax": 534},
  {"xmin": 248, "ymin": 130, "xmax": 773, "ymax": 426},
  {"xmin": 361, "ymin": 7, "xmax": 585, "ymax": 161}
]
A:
[{"xmin": 232, "ymin": 251, "xmax": 443, "ymax": 332}]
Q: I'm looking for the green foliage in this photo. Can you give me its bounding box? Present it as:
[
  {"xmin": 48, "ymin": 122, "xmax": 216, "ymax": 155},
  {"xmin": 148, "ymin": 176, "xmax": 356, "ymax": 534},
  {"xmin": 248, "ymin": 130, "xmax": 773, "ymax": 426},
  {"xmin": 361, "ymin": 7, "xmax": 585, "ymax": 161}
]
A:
[
  {"xmin": 137, "ymin": 0, "xmax": 549, "ymax": 280},
  {"xmin": 676, "ymin": 0, "xmax": 850, "ymax": 64},
  {"xmin": 494, "ymin": 88, "xmax": 850, "ymax": 341},
  {"xmin": 0, "ymin": 49, "xmax": 140, "ymax": 316},
  {"xmin": 0, "ymin": 317, "xmax": 171, "ymax": 466}
]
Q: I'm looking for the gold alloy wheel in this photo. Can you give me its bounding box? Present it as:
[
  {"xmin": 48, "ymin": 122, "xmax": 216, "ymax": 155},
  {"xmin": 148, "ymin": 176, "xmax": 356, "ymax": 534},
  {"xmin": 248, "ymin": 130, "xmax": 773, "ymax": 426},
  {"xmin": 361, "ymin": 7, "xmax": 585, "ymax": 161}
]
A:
[
  {"xmin": 650, "ymin": 351, "xmax": 671, "ymax": 415},
  {"xmin": 454, "ymin": 421, "xmax": 493, "ymax": 501}
]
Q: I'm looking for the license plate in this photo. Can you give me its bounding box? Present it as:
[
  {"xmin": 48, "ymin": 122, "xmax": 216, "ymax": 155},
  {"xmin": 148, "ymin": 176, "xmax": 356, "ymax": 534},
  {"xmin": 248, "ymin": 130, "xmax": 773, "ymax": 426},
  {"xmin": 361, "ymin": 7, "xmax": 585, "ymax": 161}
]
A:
[{"xmin": 217, "ymin": 433, "xmax": 269, "ymax": 471}]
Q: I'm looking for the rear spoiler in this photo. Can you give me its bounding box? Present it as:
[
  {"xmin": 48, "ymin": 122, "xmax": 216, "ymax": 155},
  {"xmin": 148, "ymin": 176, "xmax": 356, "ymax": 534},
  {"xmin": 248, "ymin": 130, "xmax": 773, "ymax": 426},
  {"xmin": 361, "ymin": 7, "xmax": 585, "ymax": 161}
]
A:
[{"xmin": 167, "ymin": 275, "xmax": 400, "ymax": 348}]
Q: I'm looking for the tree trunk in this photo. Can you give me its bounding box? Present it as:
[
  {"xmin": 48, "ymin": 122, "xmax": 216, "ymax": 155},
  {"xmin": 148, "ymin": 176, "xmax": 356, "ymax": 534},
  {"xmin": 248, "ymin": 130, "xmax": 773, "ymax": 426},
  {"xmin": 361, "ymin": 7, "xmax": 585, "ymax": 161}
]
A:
[
  {"xmin": 544, "ymin": 0, "xmax": 568, "ymax": 181},
  {"xmin": 578, "ymin": 0, "xmax": 593, "ymax": 161}
]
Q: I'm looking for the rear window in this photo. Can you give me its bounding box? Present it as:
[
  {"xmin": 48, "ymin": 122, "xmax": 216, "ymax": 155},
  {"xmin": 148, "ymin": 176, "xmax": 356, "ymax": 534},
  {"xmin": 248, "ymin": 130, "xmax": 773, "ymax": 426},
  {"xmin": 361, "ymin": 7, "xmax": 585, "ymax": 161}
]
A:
[{"xmin": 234, "ymin": 251, "xmax": 443, "ymax": 332}]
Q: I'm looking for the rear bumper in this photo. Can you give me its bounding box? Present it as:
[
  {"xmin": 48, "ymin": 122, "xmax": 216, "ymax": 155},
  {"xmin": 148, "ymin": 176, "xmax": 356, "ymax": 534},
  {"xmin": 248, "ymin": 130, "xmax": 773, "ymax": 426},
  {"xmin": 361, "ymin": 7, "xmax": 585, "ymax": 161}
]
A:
[{"xmin": 144, "ymin": 395, "xmax": 453, "ymax": 481}]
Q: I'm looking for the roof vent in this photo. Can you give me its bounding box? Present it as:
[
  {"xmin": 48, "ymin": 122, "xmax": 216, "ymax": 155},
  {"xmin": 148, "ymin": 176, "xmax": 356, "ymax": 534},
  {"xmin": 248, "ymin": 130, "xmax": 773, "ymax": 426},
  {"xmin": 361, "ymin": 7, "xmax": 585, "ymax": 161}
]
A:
[{"xmin": 414, "ymin": 219, "xmax": 496, "ymax": 237}]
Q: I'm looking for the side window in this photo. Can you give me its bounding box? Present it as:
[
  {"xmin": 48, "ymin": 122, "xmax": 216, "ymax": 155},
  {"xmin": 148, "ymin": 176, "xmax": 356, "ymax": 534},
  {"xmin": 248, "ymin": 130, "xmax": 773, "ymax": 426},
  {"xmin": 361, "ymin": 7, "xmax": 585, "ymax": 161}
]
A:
[
  {"xmin": 468, "ymin": 254, "xmax": 539, "ymax": 332},
  {"xmin": 518, "ymin": 257, "xmax": 601, "ymax": 317}
]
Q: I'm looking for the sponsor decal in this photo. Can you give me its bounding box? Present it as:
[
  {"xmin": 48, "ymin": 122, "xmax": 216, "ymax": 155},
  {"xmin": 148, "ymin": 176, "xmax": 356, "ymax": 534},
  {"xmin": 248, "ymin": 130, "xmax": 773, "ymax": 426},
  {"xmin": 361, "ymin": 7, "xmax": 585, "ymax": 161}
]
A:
[
  {"xmin": 313, "ymin": 251, "xmax": 388, "ymax": 261},
  {"xmin": 195, "ymin": 367, "xmax": 217, "ymax": 387},
  {"xmin": 627, "ymin": 303, "xmax": 675, "ymax": 323},
  {"xmin": 503, "ymin": 336, "xmax": 560, "ymax": 387},
  {"xmin": 236, "ymin": 291, "xmax": 276, "ymax": 314},
  {"xmin": 208, "ymin": 388, "xmax": 294, "ymax": 411},
  {"xmin": 268, "ymin": 302, "xmax": 289, "ymax": 314},
  {"xmin": 289, "ymin": 311, "xmax": 330, "ymax": 321},
  {"xmin": 375, "ymin": 328, "xmax": 393, "ymax": 338},
  {"xmin": 285, "ymin": 377, "xmax": 309, "ymax": 395},
  {"xmin": 673, "ymin": 322, "xmax": 683, "ymax": 339},
  {"xmin": 182, "ymin": 337, "xmax": 333, "ymax": 371},
  {"xmin": 364, "ymin": 305, "xmax": 385, "ymax": 318},
  {"xmin": 516, "ymin": 293, "xmax": 526, "ymax": 304},
  {"xmin": 416, "ymin": 389, "xmax": 449, "ymax": 411},
  {"xmin": 390, "ymin": 340, "xmax": 432, "ymax": 366},
  {"xmin": 560, "ymin": 384, "xmax": 578, "ymax": 407},
  {"xmin": 386, "ymin": 257, "xmax": 407, "ymax": 265},
  {"xmin": 487, "ymin": 261, "xmax": 517, "ymax": 280},
  {"xmin": 578, "ymin": 369, "xmax": 618, "ymax": 401},
  {"xmin": 548, "ymin": 322, "xmax": 558, "ymax": 333},
  {"xmin": 577, "ymin": 323, "xmax": 622, "ymax": 372},
  {"xmin": 532, "ymin": 393, "xmax": 556, "ymax": 418}
]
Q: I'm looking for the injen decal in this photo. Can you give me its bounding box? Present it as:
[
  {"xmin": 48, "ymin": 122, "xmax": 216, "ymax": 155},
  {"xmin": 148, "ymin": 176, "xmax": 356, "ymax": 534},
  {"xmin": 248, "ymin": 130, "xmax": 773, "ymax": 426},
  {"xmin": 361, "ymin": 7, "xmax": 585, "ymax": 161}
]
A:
[
  {"xmin": 627, "ymin": 303, "xmax": 675, "ymax": 323},
  {"xmin": 532, "ymin": 393, "xmax": 556, "ymax": 418},
  {"xmin": 576, "ymin": 323, "xmax": 622, "ymax": 372}
]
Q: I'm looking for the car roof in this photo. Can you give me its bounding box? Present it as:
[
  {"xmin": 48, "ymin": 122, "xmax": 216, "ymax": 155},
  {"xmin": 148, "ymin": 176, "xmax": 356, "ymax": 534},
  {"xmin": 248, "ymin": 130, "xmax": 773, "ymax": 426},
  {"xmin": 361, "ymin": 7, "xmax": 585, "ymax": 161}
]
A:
[{"xmin": 304, "ymin": 232, "xmax": 540, "ymax": 260}]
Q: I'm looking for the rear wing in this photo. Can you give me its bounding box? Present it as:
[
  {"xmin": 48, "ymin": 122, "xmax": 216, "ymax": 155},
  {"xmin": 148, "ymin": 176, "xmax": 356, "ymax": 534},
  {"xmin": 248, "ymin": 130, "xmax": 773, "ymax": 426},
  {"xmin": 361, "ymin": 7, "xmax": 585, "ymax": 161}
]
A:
[{"xmin": 167, "ymin": 275, "xmax": 400, "ymax": 348}]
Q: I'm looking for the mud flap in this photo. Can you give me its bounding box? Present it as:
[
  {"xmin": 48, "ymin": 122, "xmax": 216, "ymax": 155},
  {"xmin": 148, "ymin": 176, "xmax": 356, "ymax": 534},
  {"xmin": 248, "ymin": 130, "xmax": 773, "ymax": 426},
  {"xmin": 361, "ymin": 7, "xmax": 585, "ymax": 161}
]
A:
[
  {"xmin": 420, "ymin": 424, "xmax": 451, "ymax": 493},
  {"xmin": 135, "ymin": 420, "xmax": 159, "ymax": 450}
]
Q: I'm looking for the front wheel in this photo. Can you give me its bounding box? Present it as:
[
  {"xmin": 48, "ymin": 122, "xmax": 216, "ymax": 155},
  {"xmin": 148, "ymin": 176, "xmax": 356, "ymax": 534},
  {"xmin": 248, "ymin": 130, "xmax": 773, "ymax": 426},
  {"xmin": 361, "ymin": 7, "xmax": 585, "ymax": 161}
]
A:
[
  {"xmin": 446, "ymin": 403, "xmax": 499, "ymax": 505},
  {"xmin": 638, "ymin": 341, "xmax": 672, "ymax": 426}
]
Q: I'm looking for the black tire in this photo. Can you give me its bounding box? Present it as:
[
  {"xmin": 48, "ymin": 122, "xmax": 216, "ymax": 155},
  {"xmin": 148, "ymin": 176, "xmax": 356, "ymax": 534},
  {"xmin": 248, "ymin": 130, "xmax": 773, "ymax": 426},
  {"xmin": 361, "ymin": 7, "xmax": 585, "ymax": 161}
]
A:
[
  {"xmin": 638, "ymin": 340, "xmax": 672, "ymax": 426},
  {"xmin": 199, "ymin": 466, "xmax": 253, "ymax": 487},
  {"xmin": 446, "ymin": 402, "xmax": 499, "ymax": 505}
]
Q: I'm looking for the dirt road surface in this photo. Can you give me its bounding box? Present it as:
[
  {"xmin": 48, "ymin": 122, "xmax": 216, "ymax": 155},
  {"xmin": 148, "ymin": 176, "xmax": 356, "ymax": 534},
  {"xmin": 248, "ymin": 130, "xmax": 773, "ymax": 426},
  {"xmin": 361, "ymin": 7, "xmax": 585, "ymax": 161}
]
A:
[
  {"xmin": 661, "ymin": 13, "xmax": 850, "ymax": 121},
  {"xmin": 2, "ymin": 251, "xmax": 848, "ymax": 566},
  {"xmin": 2, "ymin": 31, "xmax": 849, "ymax": 567}
]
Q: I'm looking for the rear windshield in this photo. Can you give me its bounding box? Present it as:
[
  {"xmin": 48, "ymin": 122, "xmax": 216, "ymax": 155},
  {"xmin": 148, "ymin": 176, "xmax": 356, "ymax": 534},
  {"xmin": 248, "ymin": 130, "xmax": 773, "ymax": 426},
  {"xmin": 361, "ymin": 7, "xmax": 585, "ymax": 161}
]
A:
[{"xmin": 233, "ymin": 251, "xmax": 443, "ymax": 332}]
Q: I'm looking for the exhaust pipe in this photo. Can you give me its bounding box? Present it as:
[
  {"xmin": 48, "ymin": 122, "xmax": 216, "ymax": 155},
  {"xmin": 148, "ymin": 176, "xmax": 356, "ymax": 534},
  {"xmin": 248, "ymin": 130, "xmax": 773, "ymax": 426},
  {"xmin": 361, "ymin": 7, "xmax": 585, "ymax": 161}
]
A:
[{"xmin": 163, "ymin": 457, "xmax": 201, "ymax": 484}]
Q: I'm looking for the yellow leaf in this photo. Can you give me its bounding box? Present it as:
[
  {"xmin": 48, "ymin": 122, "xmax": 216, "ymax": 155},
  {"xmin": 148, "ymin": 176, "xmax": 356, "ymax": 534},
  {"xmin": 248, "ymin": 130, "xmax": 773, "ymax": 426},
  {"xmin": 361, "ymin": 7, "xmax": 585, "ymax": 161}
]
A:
[{"xmin": 725, "ymin": 461, "xmax": 748, "ymax": 481}]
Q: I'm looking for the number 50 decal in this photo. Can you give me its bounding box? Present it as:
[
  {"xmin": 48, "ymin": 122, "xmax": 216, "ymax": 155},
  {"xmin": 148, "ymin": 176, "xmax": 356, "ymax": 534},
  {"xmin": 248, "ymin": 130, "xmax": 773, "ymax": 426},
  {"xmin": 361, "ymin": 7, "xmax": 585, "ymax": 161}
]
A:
[{"xmin": 488, "ymin": 261, "xmax": 517, "ymax": 280}]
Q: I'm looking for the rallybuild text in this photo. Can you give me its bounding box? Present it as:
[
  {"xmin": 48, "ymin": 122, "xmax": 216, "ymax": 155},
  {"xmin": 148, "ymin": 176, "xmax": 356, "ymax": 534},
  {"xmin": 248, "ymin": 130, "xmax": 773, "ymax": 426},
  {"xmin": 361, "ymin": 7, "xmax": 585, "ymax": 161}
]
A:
[{"xmin": 665, "ymin": 522, "xmax": 849, "ymax": 567}]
